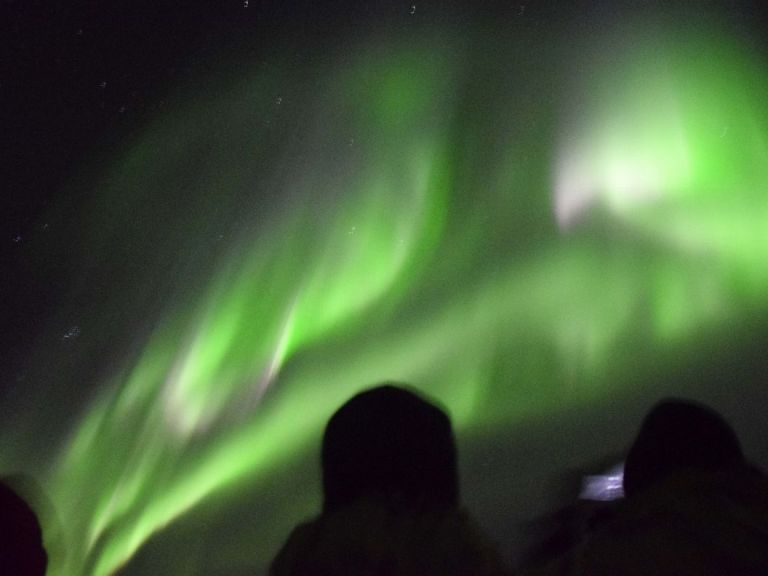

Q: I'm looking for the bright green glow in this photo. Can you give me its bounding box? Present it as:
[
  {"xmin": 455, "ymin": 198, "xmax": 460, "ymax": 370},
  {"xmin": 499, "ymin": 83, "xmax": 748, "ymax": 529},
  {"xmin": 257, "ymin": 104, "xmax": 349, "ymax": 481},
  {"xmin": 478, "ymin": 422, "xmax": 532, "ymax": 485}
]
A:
[
  {"xmin": 46, "ymin": 42, "xmax": 458, "ymax": 575},
  {"xmin": 557, "ymin": 24, "xmax": 768, "ymax": 280},
  {"xmin": 22, "ymin": 19, "xmax": 768, "ymax": 576}
]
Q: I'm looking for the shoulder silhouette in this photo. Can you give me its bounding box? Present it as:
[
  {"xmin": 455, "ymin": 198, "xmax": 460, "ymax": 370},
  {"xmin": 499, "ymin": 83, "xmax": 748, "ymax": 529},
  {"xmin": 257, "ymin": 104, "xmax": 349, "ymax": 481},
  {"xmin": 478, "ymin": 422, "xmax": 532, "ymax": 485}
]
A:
[
  {"xmin": 0, "ymin": 479, "xmax": 48, "ymax": 575},
  {"xmin": 519, "ymin": 398, "xmax": 768, "ymax": 576}
]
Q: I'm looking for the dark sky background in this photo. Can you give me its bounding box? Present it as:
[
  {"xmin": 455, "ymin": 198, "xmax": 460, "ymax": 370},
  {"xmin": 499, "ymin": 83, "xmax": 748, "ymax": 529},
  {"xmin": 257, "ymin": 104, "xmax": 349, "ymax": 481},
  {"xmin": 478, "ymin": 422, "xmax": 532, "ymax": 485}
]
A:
[
  {"xmin": 0, "ymin": 0, "xmax": 481, "ymax": 389},
  {"xmin": 3, "ymin": 1, "xmax": 768, "ymax": 574}
]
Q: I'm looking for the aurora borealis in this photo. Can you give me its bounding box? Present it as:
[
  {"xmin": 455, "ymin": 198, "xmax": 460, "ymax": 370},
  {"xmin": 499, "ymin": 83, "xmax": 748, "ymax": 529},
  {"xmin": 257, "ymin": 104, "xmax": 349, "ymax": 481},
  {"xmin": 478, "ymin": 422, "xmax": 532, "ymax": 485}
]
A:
[{"xmin": 4, "ymin": 3, "xmax": 768, "ymax": 575}]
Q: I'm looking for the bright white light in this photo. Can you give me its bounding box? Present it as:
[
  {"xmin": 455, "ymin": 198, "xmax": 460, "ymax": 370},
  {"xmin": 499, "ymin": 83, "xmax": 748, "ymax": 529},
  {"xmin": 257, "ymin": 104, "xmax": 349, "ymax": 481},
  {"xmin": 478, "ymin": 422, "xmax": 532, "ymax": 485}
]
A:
[{"xmin": 580, "ymin": 462, "xmax": 625, "ymax": 501}]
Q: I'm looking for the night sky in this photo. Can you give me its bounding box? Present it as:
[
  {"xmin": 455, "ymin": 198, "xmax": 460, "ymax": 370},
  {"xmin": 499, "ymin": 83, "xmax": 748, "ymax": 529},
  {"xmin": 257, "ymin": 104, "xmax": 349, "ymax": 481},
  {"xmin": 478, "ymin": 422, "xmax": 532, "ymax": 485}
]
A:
[{"xmin": 3, "ymin": 2, "xmax": 768, "ymax": 575}]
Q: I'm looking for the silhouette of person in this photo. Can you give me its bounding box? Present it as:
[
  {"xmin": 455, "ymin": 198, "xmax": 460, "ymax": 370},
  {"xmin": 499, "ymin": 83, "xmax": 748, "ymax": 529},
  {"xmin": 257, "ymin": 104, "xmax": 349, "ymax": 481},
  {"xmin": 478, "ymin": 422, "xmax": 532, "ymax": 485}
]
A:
[
  {"xmin": 0, "ymin": 479, "xmax": 48, "ymax": 575},
  {"xmin": 622, "ymin": 398, "xmax": 746, "ymax": 498},
  {"xmin": 270, "ymin": 383, "xmax": 508, "ymax": 576},
  {"xmin": 521, "ymin": 398, "xmax": 768, "ymax": 576}
]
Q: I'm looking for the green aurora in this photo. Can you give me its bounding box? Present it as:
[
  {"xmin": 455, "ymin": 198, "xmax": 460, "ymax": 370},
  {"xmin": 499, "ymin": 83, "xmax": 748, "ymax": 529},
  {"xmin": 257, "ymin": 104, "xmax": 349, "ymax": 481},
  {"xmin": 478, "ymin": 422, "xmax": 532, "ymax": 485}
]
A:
[{"xmin": 9, "ymin": 15, "xmax": 768, "ymax": 576}]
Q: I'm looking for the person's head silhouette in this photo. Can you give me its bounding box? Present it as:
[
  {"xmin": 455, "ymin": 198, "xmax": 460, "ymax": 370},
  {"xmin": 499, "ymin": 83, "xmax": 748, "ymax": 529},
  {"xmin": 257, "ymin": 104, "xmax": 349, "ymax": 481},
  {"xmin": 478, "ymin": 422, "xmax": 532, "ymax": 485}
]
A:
[
  {"xmin": 321, "ymin": 383, "xmax": 459, "ymax": 513},
  {"xmin": 623, "ymin": 398, "xmax": 744, "ymax": 497},
  {"xmin": 271, "ymin": 384, "xmax": 507, "ymax": 576}
]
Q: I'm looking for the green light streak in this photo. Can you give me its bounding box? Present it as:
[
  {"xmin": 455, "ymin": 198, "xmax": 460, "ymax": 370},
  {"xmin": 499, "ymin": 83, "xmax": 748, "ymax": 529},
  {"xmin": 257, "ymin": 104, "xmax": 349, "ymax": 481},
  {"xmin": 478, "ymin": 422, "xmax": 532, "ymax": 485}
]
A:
[{"xmin": 32, "ymin": 20, "xmax": 768, "ymax": 576}]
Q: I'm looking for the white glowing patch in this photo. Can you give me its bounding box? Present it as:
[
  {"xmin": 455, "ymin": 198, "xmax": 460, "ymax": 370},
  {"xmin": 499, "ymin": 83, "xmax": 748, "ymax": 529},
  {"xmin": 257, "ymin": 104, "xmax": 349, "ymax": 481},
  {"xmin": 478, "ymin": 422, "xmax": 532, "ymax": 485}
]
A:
[
  {"xmin": 603, "ymin": 160, "xmax": 666, "ymax": 212},
  {"xmin": 553, "ymin": 59, "xmax": 694, "ymax": 233},
  {"xmin": 554, "ymin": 150, "xmax": 670, "ymax": 231},
  {"xmin": 162, "ymin": 349, "xmax": 215, "ymax": 438},
  {"xmin": 553, "ymin": 157, "xmax": 598, "ymax": 230},
  {"xmin": 580, "ymin": 463, "xmax": 625, "ymax": 501},
  {"xmin": 253, "ymin": 296, "xmax": 298, "ymax": 400},
  {"xmin": 161, "ymin": 297, "xmax": 300, "ymax": 438}
]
